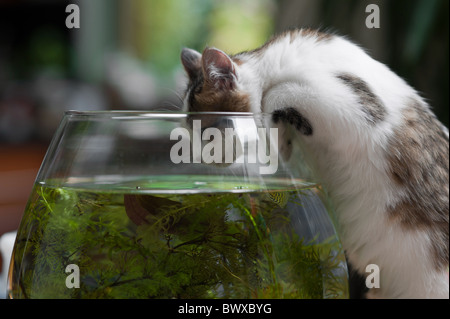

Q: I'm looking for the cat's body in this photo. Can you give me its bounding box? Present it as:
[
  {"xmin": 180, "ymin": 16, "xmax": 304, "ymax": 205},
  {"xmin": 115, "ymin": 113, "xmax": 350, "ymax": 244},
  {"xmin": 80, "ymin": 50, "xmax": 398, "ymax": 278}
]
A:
[{"xmin": 180, "ymin": 29, "xmax": 449, "ymax": 299}]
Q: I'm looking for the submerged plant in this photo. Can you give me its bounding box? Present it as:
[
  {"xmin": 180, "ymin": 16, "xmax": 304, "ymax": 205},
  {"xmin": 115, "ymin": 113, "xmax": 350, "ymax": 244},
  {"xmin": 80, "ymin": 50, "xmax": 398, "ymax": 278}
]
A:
[{"xmin": 9, "ymin": 182, "xmax": 348, "ymax": 299}]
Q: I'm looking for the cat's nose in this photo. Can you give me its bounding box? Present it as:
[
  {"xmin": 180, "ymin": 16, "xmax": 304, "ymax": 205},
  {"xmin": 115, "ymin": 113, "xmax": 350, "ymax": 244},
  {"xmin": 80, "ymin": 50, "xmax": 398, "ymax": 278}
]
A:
[{"xmin": 201, "ymin": 118, "xmax": 235, "ymax": 133}]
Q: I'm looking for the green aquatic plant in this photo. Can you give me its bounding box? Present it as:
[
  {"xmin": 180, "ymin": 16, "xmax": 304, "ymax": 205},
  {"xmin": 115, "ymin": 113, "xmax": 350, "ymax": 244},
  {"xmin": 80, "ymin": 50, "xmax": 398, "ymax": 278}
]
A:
[{"xmin": 9, "ymin": 183, "xmax": 348, "ymax": 299}]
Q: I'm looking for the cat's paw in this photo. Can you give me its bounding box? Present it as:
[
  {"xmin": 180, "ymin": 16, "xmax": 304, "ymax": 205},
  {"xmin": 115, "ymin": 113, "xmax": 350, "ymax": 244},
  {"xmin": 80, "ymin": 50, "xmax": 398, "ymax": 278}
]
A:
[
  {"xmin": 270, "ymin": 111, "xmax": 294, "ymax": 161},
  {"xmin": 272, "ymin": 107, "xmax": 313, "ymax": 136}
]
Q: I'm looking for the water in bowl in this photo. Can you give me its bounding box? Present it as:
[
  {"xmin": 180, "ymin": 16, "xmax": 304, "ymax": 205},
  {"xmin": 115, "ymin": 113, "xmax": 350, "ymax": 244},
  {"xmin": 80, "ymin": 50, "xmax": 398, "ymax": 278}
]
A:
[{"xmin": 8, "ymin": 175, "xmax": 348, "ymax": 299}]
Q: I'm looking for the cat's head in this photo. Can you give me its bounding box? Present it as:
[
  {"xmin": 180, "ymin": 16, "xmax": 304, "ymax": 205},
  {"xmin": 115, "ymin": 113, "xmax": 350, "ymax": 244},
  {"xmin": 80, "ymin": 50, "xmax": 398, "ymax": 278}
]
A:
[{"xmin": 180, "ymin": 47, "xmax": 251, "ymax": 114}]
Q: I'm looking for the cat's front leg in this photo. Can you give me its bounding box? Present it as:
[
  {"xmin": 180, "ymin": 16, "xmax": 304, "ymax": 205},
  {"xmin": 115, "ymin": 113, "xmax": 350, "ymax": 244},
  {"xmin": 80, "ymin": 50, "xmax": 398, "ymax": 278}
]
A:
[
  {"xmin": 271, "ymin": 118, "xmax": 293, "ymax": 161},
  {"xmin": 270, "ymin": 107, "xmax": 314, "ymax": 161},
  {"xmin": 267, "ymin": 108, "xmax": 293, "ymax": 161},
  {"xmin": 272, "ymin": 107, "xmax": 313, "ymax": 136}
]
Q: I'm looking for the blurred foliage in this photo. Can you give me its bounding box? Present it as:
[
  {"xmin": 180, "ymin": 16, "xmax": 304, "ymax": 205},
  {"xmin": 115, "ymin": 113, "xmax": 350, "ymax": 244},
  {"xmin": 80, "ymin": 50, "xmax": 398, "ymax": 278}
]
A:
[
  {"xmin": 132, "ymin": 0, "xmax": 273, "ymax": 79},
  {"xmin": 132, "ymin": 0, "xmax": 213, "ymax": 79},
  {"xmin": 0, "ymin": 2, "xmax": 70, "ymax": 80},
  {"xmin": 0, "ymin": 0, "xmax": 447, "ymax": 124},
  {"xmin": 135, "ymin": 0, "xmax": 447, "ymax": 124},
  {"xmin": 396, "ymin": 0, "xmax": 449, "ymax": 126},
  {"xmin": 275, "ymin": 0, "xmax": 448, "ymax": 126},
  {"xmin": 402, "ymin": 0, "xmax": 441, "ymax": 65},
  {"xmin": 207, "ymin": 0, "xmax": 274, "ymax": 54},
  {"xmin": 29, "ymin": 27, "xmax": 69, "ymax": 76}
]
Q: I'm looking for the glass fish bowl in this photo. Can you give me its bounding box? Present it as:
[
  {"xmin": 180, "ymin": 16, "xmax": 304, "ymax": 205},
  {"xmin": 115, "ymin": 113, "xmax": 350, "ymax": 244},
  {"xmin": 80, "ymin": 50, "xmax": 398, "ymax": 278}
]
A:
[{"xmin": 7, "ymin": 111, "xmax": 348, "ymax": 299}]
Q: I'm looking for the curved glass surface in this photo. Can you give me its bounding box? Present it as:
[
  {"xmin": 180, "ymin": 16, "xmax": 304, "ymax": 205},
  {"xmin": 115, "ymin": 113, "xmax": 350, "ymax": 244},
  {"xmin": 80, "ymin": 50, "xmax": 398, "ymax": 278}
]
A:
[{"xmin": 8, "ymin": 111, "xmax": 348, "ymax": 299}]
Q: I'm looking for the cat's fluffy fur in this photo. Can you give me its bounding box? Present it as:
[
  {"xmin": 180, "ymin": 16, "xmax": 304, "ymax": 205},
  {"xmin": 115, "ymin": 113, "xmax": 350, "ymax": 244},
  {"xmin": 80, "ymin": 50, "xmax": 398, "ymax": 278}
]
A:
[{"xmin": 181, "ymin": 29, "xmax": 449, "ymax": 299}]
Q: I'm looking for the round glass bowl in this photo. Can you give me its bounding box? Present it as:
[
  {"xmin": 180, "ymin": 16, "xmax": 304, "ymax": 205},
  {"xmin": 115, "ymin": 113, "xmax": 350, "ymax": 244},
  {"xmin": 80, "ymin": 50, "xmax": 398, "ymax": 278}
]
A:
[{"xmin": 8, "ymin": 111, "xmax": 348, "ymax": 299}]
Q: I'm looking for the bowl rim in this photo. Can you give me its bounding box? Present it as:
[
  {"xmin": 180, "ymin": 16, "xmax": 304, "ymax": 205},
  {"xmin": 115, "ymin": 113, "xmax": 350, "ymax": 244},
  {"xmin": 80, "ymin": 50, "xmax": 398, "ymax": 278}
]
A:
[{"xmin": 64, "ymin": 110, "xmax": 270, "ymax": 118}]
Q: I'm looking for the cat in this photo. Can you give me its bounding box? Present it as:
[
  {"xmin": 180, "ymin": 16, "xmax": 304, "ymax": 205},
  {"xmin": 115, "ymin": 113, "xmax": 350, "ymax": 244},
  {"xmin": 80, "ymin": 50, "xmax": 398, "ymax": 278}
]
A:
[{"xmin": 179, "ymin": 28, "xmax": 449, "ymax": 299}]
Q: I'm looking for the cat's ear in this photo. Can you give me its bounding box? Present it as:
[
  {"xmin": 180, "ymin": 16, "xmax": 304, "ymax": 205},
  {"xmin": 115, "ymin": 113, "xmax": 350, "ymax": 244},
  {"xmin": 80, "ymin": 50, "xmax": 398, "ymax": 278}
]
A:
[
  {"xmin": 181, "ymin": 48, "xmax": 202, "ymax": 79},
  {"xmin": 202, "ymin": 47, "xmax": 236, "ymax": 90}
]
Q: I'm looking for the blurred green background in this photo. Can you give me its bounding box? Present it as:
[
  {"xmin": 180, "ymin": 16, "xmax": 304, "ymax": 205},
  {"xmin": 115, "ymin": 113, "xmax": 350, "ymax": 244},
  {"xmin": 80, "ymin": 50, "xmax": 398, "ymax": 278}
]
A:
[
  {"xmin": 0, "ymin": 0, "xmax": 448, "ymax": 145},
  {"xmin": 0, "ymin": 0, "xmax": 448, "ymax": 236}
]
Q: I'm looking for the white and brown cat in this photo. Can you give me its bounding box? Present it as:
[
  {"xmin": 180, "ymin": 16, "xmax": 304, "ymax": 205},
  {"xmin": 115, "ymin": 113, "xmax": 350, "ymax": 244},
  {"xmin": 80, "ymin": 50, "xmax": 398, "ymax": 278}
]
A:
[{"xmin": 180, "ymin": 29, "xmax": 449, "ymax": 299}]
